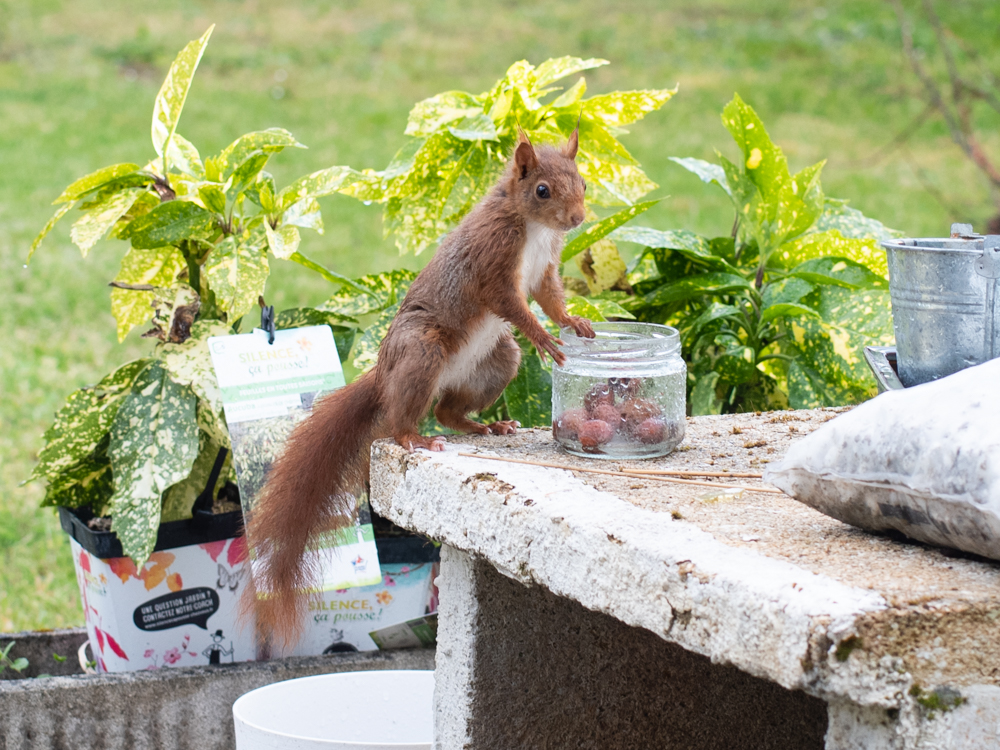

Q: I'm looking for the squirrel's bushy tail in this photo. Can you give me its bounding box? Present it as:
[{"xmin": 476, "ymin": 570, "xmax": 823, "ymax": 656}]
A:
[{"xmin": 242, "ymin": 369, "xmax": 383, "ymax": 648}]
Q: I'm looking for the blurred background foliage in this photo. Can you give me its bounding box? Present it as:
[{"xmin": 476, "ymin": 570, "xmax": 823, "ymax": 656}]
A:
[{"xmin": 3, "ymin": 0, "xmax": 999, "ymax": 630}]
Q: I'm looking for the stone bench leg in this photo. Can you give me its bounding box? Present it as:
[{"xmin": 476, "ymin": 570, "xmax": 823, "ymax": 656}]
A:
[
  {"xmin": 433, "ymin": 545, "xmax": 1000, "ymax": 750},
  {"xmin": 432, "ymin": 545, "xmax": 830, "ymax": 750}
]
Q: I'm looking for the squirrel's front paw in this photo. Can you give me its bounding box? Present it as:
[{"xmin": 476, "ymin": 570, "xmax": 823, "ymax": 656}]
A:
[
  {"xmin": 533, "ymin": 332, "xmax": 566, "ymax": 366},
  {"xmin": 569, "ymin": 316, "xmax": 596, "ymax": 338}
]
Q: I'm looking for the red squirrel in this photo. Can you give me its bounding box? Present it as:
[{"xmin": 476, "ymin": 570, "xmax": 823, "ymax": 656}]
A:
[{"xmin": 245, "ymin": 128, "xmax": 596, "ymax": 645}]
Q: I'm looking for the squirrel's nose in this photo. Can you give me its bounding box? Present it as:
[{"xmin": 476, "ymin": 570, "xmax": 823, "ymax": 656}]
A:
[{"xmin": 570, "ymin": 213, "xmax": 584, "ymax": 227}]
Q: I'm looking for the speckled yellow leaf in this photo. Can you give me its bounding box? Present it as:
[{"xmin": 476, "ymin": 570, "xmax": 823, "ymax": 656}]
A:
[{"xmin": 110, "ymin": 246, "xmax": 187, "ymax": 341}]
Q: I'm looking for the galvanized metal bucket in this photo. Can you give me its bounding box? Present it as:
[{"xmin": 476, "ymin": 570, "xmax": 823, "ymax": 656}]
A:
[{"xmin": 880, "ymin": 224, "xmax": 1000, "ymax": 387}]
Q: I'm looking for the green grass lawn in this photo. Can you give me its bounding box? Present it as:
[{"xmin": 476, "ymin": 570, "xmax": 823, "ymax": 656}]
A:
[{"xmin": 3, "ymin": 0, "xmax": 999, "ymax": 632}]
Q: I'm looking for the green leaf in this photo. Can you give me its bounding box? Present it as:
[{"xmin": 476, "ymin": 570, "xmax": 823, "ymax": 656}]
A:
[
  {"xmin": 167, "ymin": 134, "xmax": 204, "ymax": 179},
  {"xmin": 549, "ymin": 77, "xmax": 588, "ymax": 109},
  {"xmin": 277, "ymin": 166, "xmax": 366, "ymax": 209},
  {"xmin": 572, "ymin": 296, "xmax": 635, "ymax": 321},
  {"xmin": 564, "ymin": 296, "xmax": 608, "ymax": 322},
  {"xmin": 502, "ymin": 340, "xmax": 552, "ymax": 428},
  {"xmin": 110, "ymin": 245, "xmax": 187, "ymax": 341},
  {"xmin": 685, "ymin": 302, "xmax": 742, "ymax": 342},
  {"xmin": 642, "ymin": 272, "xmax": 751, "ymax": 306},
  {"xmin": 287, "ymin": 251, "xmax": 371, "ymax": 298},
  {"xmin": 576, "ymin": 125, "xmax": 659, "ymax": 206},
  {"xmin": 275, "ymin": 308, "xmax": 357, "ymax": 363},
  {"xmin": 669, "ymin": 157, "xmax": 732, "ymax": 197},
  {"xmin": 609, "ymin": 227, "xmax": 737, "ymax": 272},
  {"xmin": 120, "ymin": 200, "xmax": 215, "ymax": 249},
  {"xmin": 760, "ymin": 302, "xmax": 821, "ymax": 323},
  {"xmin": 722, "ymin": 93, "xmax": 789, "ymax": 206},
  {"xmin": 159, "ymin": 320, "xmax": 231, "ymax": 421},
  {"xmin": 814, "ymin": 199, "xmax": 902, "ymax": 243},
  {"xmin": 405, "ymin": 91, "xmax": 483, "ymax": 137},
  {"xmin": 160, "ymin": 431, "xmax": 228, "ymax": 522},
  {"xmin": 264, "ymin": 223, "xmax": 301, "ymax": 260},
  {"xmin": 218, "ymin": 128, "xmax": 305, "ymax": 177},
  {"xmin": 562, "ymin": 200, "xmax": 659, "ymax": 262},
  {"xmin": 282, "ymin": 198, "xmax": 324, "ymax": 234},
  {"xmin": 204, "ymin": 233, "xmax": 269, "ymax": 320},
  {"xmin": 109, "ymin": 361, "xmax": 199, "ymax": 563},
  {"xmin": 715, "ymin": 342, "xmax": 758, "ymax": 385},
  {"xmin": 447, "ymin": 114, "xmax": 498, "ymax": 141},
  {"xmin": 761, "ymin": 277, "xmax": 814, "ymax": 308},
  {"xmin": 198, "ymin": 184, "xmax": 226, "ymax": 214},
  {"xmin": 787, "ymin": 256, "xmax": 888, "ymax": 290},
  {"xmin": 783, "ymin": 286, "xmax": 893, "ymax": 408},
  {"xmin": 151, "ymin": 26, "xmax": 214, "ymax": 172},
  {"xmin": 786, "ymin": 359, "xmax": 834, "ymax": 410},
  {"xmin": 353, "ymin": 304, "xmax": 398, "ymax": 372},
  {"xmin": 54, "ymin": 164, "xmax": 142, "ymax": 204},
  {"xmin": 41, "ymin": 441, "xmax": 114, "ymax": 510},
  {"xmin": 582, "ymin": 87, "xmax": 677, "ymax": 128},
  {"xmin": 774, "ymin": 229, "xmax": 889, "ymax": 278},
  {"xmin": 28, "ymin": 360, "xmax": 151, "ymax": 483},
  {"xmin": 226, "ymin": 152, "xmax": 270, "ymax": 201},
  {"xmin": 777, "ymin": 160, "xmax": 825, "ymax": 241},
  {"xmin": 69, "ymin": 188, "xmax": 144, "ymax": 256},
  {"xmin": 27, "ymin": 202, "xmax": 76, "ymax": 262},
  {"xmin": 319, "ymin": 269, "xmax": 417, "ymax": 318},
  {"xmin": 534, "ymin": 56, "xmax": 608, "ymax": 87}
]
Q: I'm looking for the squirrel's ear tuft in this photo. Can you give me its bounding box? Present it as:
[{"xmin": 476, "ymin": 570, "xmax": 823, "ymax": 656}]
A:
[
  {"xmin": 564, "ymin": 113, "xmax": 581, "ymax": 159},
  {"xmin": 564, "ymin": 128, "xmax": 579, "ymax": 159},
  {"xmin": 514, "ymin": 140, "xmax": 538, "ymax": 179}
]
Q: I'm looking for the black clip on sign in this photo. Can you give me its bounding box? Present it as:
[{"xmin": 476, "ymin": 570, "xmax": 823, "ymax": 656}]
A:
[{"xmin": 258, "ymin": 295, "xmax": 276, "ymax": 345}]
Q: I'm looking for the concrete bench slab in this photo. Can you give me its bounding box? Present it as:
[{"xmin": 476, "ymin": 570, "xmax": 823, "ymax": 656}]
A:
[{"xmin": 370, "ymin": 409, "xmax": 1000, "ymax": 749}]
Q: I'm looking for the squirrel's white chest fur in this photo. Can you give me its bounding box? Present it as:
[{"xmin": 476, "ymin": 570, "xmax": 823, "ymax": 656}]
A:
[
  {"xmin": 436, "ymin": 313, "xmax": 509, "ymax": 394},
  {"xmin": 519, "ymin": 221, "xmax": 559, "ymax": 295},
  {"xmin": 435, "ymin": 223, "xmax": 558, "ymax": 395}
]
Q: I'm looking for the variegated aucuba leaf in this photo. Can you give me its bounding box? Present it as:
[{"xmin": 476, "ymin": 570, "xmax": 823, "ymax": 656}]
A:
[
  {"xmin": 319, "ymin": 269, "xmax": 417, "ymax": 318},
  {"xmin": 109, "ymin": 361, "xmax": 199, "ymax": 563},
  {"xmin": 204, "ymin": 232, "xmax": 269, "ymax": 320},
  {"xmin": 70, "ymin": 188, "xmax": 146, "ymax": 257},
  {"xmin": 110, "ymin": 246, "xmax": 187, "ymax": 342},
  {"xmin": 28, "ymin": 359, "xmax": 152, "ymax": 483},
  {"xmin": 152, "ymin": 26, "xmax": 214, "ymax": 172},
  {"xmin": 782, "ymin": 286, "xmax": 893, "ymax": 409}
]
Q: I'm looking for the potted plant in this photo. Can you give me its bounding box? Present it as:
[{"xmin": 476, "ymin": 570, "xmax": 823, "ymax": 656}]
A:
[
  {"xmin": 599, "ymin": 94, "xmax": 902, "ymax": 414},
  {"xmin": 24, "ymin": 26, "xmax": 377, "ymax": 672}
]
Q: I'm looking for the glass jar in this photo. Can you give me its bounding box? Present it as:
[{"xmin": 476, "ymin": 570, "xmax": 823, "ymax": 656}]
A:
[{"xmin": 552, "ymin": 322, "xmax": 686, "ymax": 459}]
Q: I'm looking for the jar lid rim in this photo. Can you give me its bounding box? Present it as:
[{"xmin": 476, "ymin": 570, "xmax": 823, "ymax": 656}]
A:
[{"xmin": 559, "ymin": 321, "xmax": 681, "ymax": 355}]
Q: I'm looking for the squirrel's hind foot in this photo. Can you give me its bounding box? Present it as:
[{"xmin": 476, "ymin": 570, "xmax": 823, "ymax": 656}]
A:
[
  {"xmin": 396, "ymin": 434, "xmax": 447, "ymax": 453},
  {"xmin": 486, "ymin": 420, "xmax": 520, "ymax": 436}
]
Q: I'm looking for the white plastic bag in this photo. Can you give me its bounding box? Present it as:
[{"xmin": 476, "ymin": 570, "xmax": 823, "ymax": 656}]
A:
[{"xmin": 765, "ymin": 358, "xmax": 1000, "ymax": 560}]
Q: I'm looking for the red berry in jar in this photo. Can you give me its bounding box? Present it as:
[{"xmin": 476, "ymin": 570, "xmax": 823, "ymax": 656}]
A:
[
  {"xmin": 620, "ymin": 398, "xmax": 663, "ymax": 434},
  {"xmin": 591, "ymin": 403, "xmax": 623, "ymax": 430},
  {"xmin": 553, "ymin": 408, "xmax": 589, "ymax": 440},
  {"xmin": 634, "ymin": 417, "xmax": 666, "ymax": 444},
  {"xmin": 583, "ymin": 383, "xmax": 615, "ymax": 415},
  {"xmin": 609, "ymin": 377, "xmax": 643, "ymax": 400},
  {"xmin": 578, "ymin": 419, "xmax": 614, "ymax": 450}
]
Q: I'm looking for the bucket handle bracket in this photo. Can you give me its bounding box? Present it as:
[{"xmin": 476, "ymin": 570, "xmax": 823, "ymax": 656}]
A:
[{"xmin": 975, "ymin": 236, "xmax": 1000, "ymax": 279}]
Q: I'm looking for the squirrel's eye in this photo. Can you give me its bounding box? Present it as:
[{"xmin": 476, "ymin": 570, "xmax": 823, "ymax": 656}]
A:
[
  {"xmin": 536, "ymin": 184, "xmax": 550, "ymax": 199},
  {"xmin": 582, "ymin": 181, "xmax": 587, "ymax": 193}
]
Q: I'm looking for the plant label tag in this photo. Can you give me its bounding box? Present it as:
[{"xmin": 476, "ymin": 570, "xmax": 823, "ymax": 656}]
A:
[{"xmin": 208, "ymin": 325, "xmax": 382, "ymax": 591}]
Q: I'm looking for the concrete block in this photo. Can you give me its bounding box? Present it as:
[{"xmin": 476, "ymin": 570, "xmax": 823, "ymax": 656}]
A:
[{"xmin": 0, "ymin": 648, "xmax": 435, "ymax": 749}]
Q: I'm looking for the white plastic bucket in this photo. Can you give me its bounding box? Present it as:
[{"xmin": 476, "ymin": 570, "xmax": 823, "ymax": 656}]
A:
[{"xmin": 233, "ymin": 670, "xmax": 434, "ymax": 749}]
